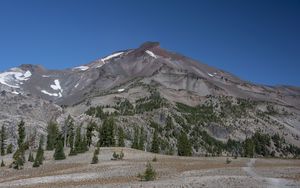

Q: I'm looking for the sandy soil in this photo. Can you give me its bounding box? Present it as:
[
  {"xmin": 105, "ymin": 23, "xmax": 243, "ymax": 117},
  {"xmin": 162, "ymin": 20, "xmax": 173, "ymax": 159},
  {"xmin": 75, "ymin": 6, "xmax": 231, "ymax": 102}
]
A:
[{"xmin": 0, "ymin": 147, "xmax": 300, "ymax": 188}]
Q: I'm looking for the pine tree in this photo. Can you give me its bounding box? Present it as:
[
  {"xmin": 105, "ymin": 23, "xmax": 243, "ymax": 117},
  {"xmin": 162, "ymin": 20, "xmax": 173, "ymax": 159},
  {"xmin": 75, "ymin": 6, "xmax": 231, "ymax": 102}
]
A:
[
  {"xmin": 132, "ymin": 127, "xmax": 139, "ymax": 149},
  {"xmin": 81, "ymin": 135, "xmax": 89, "ymax": 152},
  {"xmin": 53, "ymin": 139, "xmax": 66, "ymax": 160},
  {"xmin": 151, "ymin": 129, "xmax": 159, "ymax": 153},
  {"xmin": 1, "ymin": 159, "xmax": 5, "ymax": 167},
  {"xmin": 12, "ymin": 120, "xmax": 26, "ymax": 169},
  {"xmin": 46, "ymin": 121, "xmax": 59, "ymax": 150},
  {"xmin": 1, "ymin": 126, "xmax": 6, "ymax": 156},
  {"xmin": 91, "ymin": 148, "xmax": 99, "ymax": 164},
  {"xmin": 177, "ymin": 131, "xmax": 192, "ymax": 156},
  {"xmin": 86, "ymin": 121, "xmax": 96, "ymax": 147},
  {"xmin": 99, "ymin": 117, "xmax": 115, "ymax": 147},
  {"xmin": 117, "ymin": 127, "xmax": 125, "ymax": 147},
  {"xmin": 138, "ymin": 127, "xmax": 145, "ymax": 150},
  {"xmin": 28, "ymin": 151, "xmax": 34, "ymax": 162},
  {"xmin": 33, "ymin": 136, "xmax": 45, "ymax": 167},
  {"xmin": 6, "ymin": 144, "xmax": 13, "ymax": 154},
  {"xmin": 63, "ymin": 115, "xmax": 74, "ymax": 147},
  {"xmin": 75, "ymin": 127, "xmax": 82, "ymax": 153},
  {"xmin": 68, "ymin": 127, "xmax": 76, "ymax": 156}
]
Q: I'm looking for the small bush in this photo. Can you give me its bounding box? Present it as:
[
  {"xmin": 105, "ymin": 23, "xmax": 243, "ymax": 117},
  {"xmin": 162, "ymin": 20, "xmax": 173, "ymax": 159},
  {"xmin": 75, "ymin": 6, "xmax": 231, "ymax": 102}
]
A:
[
  {"xmin": 111, "ymin": 150, "xmax": 124, "ymax": 160},
  {"xmin": 152, "ymin": 156, "xmax": 157, "ymax": 162}
]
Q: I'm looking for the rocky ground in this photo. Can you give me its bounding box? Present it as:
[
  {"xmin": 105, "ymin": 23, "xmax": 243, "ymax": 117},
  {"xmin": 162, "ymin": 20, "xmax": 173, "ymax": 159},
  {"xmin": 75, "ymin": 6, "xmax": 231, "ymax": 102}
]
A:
[{"xmin": 0, "ymin": 147, "xmax": 300, "ymax": 188}]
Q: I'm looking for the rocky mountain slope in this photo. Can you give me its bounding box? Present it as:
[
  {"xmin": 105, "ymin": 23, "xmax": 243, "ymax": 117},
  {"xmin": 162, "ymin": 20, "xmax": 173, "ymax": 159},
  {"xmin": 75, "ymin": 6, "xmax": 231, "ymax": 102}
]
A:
[{"xmin": 0, "ymin": 42, "xmax": 300, "ymax": 156}]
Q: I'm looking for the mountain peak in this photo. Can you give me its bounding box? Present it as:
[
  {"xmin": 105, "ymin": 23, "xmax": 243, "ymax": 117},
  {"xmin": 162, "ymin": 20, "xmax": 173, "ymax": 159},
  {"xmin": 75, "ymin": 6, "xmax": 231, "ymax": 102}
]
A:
[{"xmin": 138, "ymin": 41, "xmax": 160, "ymax": 50}]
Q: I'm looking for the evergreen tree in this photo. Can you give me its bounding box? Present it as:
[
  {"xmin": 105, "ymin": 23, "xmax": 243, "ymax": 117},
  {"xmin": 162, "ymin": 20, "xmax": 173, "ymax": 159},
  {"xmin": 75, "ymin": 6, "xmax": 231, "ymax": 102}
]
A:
[
  {"xmin": 46, "ymin": 121, "xmax": 59, "ymax": 150},
  {"xmin": 75, "ymin": 127, "xmax": 82, "ymax": 153},
  {"xmin": 99, "ymin": 117, "xmax": 115, "ymax": 147},
  {"xmin": 138, "ymin": 127, "xmax": 145, "ymax": 150},
  {"xmin": 243, "ymin": 138, "xmax": 254, "ymax": 157},
  {"xmin": 91, "ymin": 148, "xmax": 99, "ymax": 164},
  {"xmin": 28, "ymin": 151, "xmax": 34, "ymax": 162},
  {"xmin": 63, "ymin": 115, "xmax": 74, "ymax": 147},
  {"xmin": 1, "ymin": 159, "xmax": 5, "ymax": 167},
  {"xmin": 1, "ymin": 126, "xmax": 6, "ymax": 156},
  {"xmin": 177, "ymin": 131, "xmax": 192, "ymax": 156},
  {"xmin": 68, "ymin": 127, "xmax": 76, "ymax": 156},
  {"xmin": 12, "ymin": 120, "xmax": 26, "ymax": 169},
  {"xmin": 151, "ymin": 129, "xmax": 159, "ymax": 153},
  {"xmin": 132, "ymin": 127, "xmax": 139, "ymax": 149},
  {"xmin": 33, "ymin": 136, "xmax": 44, "ymax": 167},
  {"xmin": 117, "ymin": 127, "xmax": 125, "ymax": 147},
  {"xmin": 86, "ymin": 121, "xmax": 96, "ymax": 147},
  {"xmin": 6, "ymin": 144, "xmax": 13, "ymax": 154},
  {"xmin": 53, "ymin": 139, "xmax": 66, "ymax": 160},
  {"xmin": 81, "ymin": 135, "xmax": 89, "ymax": 152}
]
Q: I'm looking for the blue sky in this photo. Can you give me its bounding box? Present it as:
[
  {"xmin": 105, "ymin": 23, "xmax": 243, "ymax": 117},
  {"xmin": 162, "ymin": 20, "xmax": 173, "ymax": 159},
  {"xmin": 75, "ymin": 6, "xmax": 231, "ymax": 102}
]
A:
[{"xmin": 0, "ymin": 0, "xmax": 299, "ymax": 86}]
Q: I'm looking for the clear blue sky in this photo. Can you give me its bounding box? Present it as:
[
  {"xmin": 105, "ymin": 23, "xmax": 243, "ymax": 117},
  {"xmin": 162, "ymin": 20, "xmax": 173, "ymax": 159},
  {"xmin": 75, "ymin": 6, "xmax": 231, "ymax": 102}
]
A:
[{"xmin": 0, "ymin": 0, "xmax": 299, "ymax": 86}]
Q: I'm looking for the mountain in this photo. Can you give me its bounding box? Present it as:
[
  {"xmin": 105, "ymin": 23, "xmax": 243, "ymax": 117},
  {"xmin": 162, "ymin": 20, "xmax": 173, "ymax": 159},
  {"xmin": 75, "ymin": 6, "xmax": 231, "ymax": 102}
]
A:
[{"xmin": 1, "ymin": 42, "xmax": 300, "ymax": 157}]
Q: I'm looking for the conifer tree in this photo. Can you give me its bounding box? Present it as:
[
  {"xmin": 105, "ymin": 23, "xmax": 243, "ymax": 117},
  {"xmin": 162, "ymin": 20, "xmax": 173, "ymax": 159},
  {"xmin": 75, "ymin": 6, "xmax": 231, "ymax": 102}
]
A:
[
  {"xmin": 138, "ymin": 127, "xmax": 145, "ymax": 151},
  {"xmin": 91, "ymin": 148, "xmax": 99, "ymax": 164},
  {"xmin": 33, "ymin": 136, "xmax": 44, "ymax": 167},
  {"xmin": 1, "ymin": 159, "xmax": 5, "ymax": 167},
  {"xmin": 99, "ymin": 117, "xmax": 115, "ymax": 147},
  {"xmin": 75, "ymin": 127, "xmax": 82, "ymax": 153},
  {"xmin": 117, "ymin": 127, "xmax": 125, "ymax": 147},
  {"xmin": 68, "ymin": 127, "xmax": 76, "ymax": 156},
  {"xmin": 132, "ymin": 127, "xmax": 139, "ymax": 149},
  {"xmin": 53, "ymin": 139, "xmax": 66, "ymax": 160},
  {"xmin": 28, "ymin": 151, "xmax": 34, "ymax": 162},
  {"xmin": 177, "ymin": 131, "xmax": 192, "ymax": 156},
  {"xmin": 12, "ymin": 120, "xmax": 26, "ymax": 169},
  {"xmin": 151, "ymin": 129, "xmax": 159, "ymax": 153},
  {"xmin": 81, "ymin": 135, "xmax": 89, "ymax": 152},
  {"xmin": 1, "ymin": 126, "xmax": 6, "ymax": 156},
  {"xmin": 86, "ymin": 121, "xmax": 96, "ymax": 147},
  {"xmin": 46, "ymin": 121, "xmax": 59, "ymax": 150}
]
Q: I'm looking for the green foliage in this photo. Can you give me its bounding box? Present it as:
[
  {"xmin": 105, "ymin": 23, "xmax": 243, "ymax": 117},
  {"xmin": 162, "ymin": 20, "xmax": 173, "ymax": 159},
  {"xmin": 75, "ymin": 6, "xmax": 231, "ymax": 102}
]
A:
[
  {"xmin": 99, "ymin": 117, "xmax": 115, "ymax": 147},
  {"xmin": 243, "ymin": 138, "xmax": 254, "ymax": 157},
  {"xmin": 85, "ymin": 106, "xmax": 108, "ymax": 119},
  {"xmin": 138, "ymin": 162, "xmax": 156, "ymax": 181},
  {"xmin": 138, "ymin": 127, "xmax": 145, "ymax": 150},
  {"xmin": 112, "ymin": 150, "xmax": 124, "ymax": 160},
  {"xmin": 1, "ymin": 126, "xmax": 6, "ymax": 156},
  {"xmin": 53, "ymin": 139, "xmax": 66, "ymax": 160},
  {"xmin": 117, "ymin": 127, "xmax": 125, "ymax": 147},
  {"xmin": 135, "ymin": 91, "xmax": 165, "ymax": 113},
  {"xmin": 152, "ymin": 156, "xmax": 157, "ymax": 162},
  {"xmin": 33, "ymin": 136, "xmax": 44, "ymax": 167},
  {"xmin": 176, "ymin": 103, "xmax": 219, "ymax": 124},
  {"xmin": 46, "ymin": 121, "xmax": 59, "ymax": 150},
  {"xmin": 115, "ymin": 99, "xmax": 135, "ymax": 115},
  {"xmin": 131, "ymin": 127, "xmax": 139, "ymax": 149},
  {"xmin": 177, "ymin": 131, "xmax": 192, "ymax": 156},
  {"xmin": 151, "ymin": 129, "xmax": 159, "ymax": 153},
  {"xmin": 86, "ymin": 121, "xmax": 96, "ymax": 147},
  {"xmin": 74, "ymin": 127, "xmax": 87, "ymax": 154},
  {"xmin": 190, "ymin": 127, "xmax": 224, "ymax": 156},
  {"xmin": 12, "ymin": 120, "xmax": 26, "ymax": 169},
  {"xmin": 6, "ymin": 144, "xmax": 13, "ymax": 154},
  {"xmin": 1, "ymin": 159, "xmax": 5, "ymax": 167},
  {"xmin": 91, "ymin": 148, "xmax": 99, "ymax": 164},
  {"xmin": 68, "ymin": 125, "xmax": 76, "ymax": 156},
  {"xmin": 28, "ymin": 151, "xmax": 34, "ymax": 162}
]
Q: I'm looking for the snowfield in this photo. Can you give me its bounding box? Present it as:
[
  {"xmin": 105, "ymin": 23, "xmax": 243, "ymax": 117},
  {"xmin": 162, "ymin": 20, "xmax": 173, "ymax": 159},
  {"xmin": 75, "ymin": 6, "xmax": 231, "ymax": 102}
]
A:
[{"xmin": 145, "ymin": 50, "xmax": 157, "ymax": 59}]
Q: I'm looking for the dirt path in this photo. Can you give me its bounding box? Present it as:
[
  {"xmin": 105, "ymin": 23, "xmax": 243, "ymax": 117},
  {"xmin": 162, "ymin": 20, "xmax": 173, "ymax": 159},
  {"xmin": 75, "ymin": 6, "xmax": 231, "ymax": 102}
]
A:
[{"xmin": 242, "ymin": 158, "xmax": 296, "ymax": 188}]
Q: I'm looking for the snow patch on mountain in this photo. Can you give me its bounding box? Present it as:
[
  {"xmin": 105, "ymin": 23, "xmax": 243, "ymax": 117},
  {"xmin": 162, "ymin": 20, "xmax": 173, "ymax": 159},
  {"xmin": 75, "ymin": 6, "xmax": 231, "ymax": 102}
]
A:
[
  {"xmin": 145, "ymin": 50, "xmax": 157, "ymax": 59},
  {"xmin": 50, "ymin": 80, "xmax": 63, "ymax": 92},
  {"xmin": 208, "ymin": 73, "xmax": 214, "ymax": 77},
  {"xmin": 101, "ymin": 52, "xmax": 124, "ymax": 62},
  {"xmin": 41, "ymin": 90, "xmax": 59, "ymax": 97},
  {"xmin": 0, "ymin": 70, "xmax": 32, "ymax": 88},
  {"xmin": 118, "ymin": 88, "xmax": 125, "ymax": 92},
  {"xmin": 73, "ymin": 66, "xmax": 89, "ymax": 71}
]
